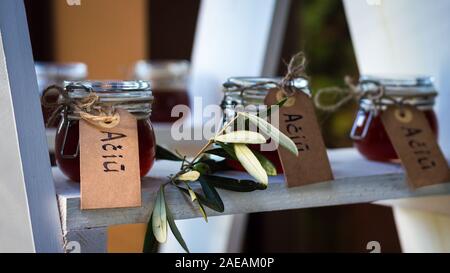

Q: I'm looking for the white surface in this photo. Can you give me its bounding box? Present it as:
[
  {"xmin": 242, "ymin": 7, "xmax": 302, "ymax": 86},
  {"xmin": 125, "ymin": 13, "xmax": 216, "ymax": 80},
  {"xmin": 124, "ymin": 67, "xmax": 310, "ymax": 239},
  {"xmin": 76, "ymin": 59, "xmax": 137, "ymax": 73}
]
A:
[
  {"xmin": 344, "ymin": 0, "xmax": 450, "ymax": 252},
  {"xmin": 393, "ymin": 207, "xmax": 450, "ymax": 253},
  {"xmin": 0, "ymin": 0, "xmax": 62, "ymax": 252},
  {"xmin": 55, "ymin": 148, "xmax": 450, "ymax": 235}
]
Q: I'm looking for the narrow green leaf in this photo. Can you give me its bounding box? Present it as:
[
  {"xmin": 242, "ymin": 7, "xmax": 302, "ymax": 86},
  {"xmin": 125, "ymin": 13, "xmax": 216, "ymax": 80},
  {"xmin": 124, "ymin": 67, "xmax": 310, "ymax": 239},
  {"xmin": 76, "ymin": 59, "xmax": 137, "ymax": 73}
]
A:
[
  {"xmin": 241, "ymin": 112, "xmax": 299, "ymax": 156},
  {"xmin": 152, "ymin": 186, "xmax": 167, "ymax": 243},
  {"xmin": 188, "ymin": 188, "xmax": 197, "ymax": 202},
  {"xmin": 143, "ymin": 213, "xmax": 159, "ymax": 253},
  {"xmin": 218, "ymin": 143, "xmax": 238, "ymax": 160},
  {"xmin": 201, "ymin": 175, "xmax": 267, "ymax": 192},
  {"xmin": 206, "ymin": 145, "xmax": 276, "ymax": 176},
  {"xmin": 252, "ymin": 150, "xmax": 277, "ymax": 176},
  {"xmin": 200, "ymin": 159, "xmax": 232, "ymax": 173},
  {"xmin": 165, "ymin": 201, "xmax": 190, "ymax": 253},
  {"xmin": 192, "ymin": 162, "xmax": 210, "ymax": 175},
  {"xmin": 178, "ymin": 171, "xmax": 201, "ymax": 182},
  {"xmin": 177, "ymin": 186, "xmax": 223, "ymax": 213},
  {"xmin": 156, "ymin": 145, "xmax": 183, "ymax": 161},
  {"xmin": 197, "ymin": 198, "xmax": 208, "ymax": 222},
  {"xmin": 199, "ymin": 177, "xmax": 225, "ymax": 213},
  {"xmin": 234, "ymin": 144, "xmax": 268, "ymax": 186},
  {"xmin": 215, "ymin": 131, "xmax": 266, "ymax": 144},
  {"xmin": 204, "ymin": 148, "xmax": 234, "ymax": 160}
]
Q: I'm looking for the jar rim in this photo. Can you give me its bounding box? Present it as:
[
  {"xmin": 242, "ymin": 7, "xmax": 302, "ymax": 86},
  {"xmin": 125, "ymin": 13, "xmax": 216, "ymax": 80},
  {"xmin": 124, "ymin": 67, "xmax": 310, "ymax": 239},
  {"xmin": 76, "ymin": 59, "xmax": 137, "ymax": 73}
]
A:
[
  {"xmin": 224, "ymin": 76, "xmax": 309, "ymax": 91},
  {"xmin": 359, "ymin": 75, "xmax": 437, "ymax": 97},
  {"xmin": 65, "ymin": 80, "xmax": 151, "ymax": 92}
]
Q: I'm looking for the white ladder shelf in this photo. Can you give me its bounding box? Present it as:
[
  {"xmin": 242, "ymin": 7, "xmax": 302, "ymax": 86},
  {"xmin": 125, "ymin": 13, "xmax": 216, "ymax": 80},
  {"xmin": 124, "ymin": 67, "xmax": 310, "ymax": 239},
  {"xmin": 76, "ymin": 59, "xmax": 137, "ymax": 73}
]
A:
[{"xmin": 55, "ymin": 148, "xmax": 450, "ymax": 252}]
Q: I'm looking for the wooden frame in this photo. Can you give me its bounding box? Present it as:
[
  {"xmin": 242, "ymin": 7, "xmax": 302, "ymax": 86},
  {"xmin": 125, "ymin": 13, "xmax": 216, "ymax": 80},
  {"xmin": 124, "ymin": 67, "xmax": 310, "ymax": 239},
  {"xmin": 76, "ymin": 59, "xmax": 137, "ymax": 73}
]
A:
[{"xmin": 0, "ymin": 0, "xmax": 62, "ymax": 252}]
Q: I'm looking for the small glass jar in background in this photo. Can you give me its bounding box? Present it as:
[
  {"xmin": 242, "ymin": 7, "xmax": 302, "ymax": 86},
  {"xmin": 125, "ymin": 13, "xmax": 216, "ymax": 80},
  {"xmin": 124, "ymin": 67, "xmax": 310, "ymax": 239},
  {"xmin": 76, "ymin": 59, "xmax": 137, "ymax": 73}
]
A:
[
  {"xmin": 351, "ymin": 75, "xmax": 439, "ymax": 162},
  {"xmin": 35, "ymin": 62, "xmax": 88, "ymax": 127},
  {"xmin": 53, "ymin": 81, "xmax": 156, "ymax": 182},
  {"xmin": 221, "ymin": 77, "xmax": 310, "ymax": 173},
  {"xmin": 133, "ymin": 60, "xmax": 190, "ymax": 123}
]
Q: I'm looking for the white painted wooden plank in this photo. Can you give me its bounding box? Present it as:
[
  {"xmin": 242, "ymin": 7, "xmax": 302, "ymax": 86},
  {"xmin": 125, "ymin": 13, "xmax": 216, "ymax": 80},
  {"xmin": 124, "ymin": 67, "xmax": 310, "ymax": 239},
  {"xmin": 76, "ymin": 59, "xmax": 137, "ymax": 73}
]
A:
[
  {"xmin": 64, "ymin": 228, "xmax": 108, "ymax": 253},
  {"xmin": 56, "ymin": 148, "xmax": 450, "ymax": 233},
  {"xmin": 0, "ymin": 0, "xmax": 63, "ymax": 252}
]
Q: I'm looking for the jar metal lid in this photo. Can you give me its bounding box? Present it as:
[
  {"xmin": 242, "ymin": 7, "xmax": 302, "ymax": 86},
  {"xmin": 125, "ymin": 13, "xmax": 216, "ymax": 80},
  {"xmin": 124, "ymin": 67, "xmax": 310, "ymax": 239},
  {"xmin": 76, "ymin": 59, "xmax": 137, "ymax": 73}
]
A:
[
  {"xmin": 222, "ymin": 76, "xmax": 310, "ymax": 107},
  {"xmin": 64, "ymin": 80, "xmax": 153, "ymax": 119},
  {"xmin": 359, "ymin": 75, "xmax": 437, "ymax": 109},
  {"xmin": 64, "ymin": 80, "xmax": 153, "ymax": 103}
]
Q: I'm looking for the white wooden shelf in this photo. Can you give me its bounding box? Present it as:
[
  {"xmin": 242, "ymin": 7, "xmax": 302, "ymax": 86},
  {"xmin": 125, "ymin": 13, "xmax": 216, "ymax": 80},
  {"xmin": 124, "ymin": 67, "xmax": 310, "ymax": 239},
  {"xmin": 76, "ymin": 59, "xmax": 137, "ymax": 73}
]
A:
[{"xmin": 54, "ymin": 148, "xmax": 450, "ymax": 252}]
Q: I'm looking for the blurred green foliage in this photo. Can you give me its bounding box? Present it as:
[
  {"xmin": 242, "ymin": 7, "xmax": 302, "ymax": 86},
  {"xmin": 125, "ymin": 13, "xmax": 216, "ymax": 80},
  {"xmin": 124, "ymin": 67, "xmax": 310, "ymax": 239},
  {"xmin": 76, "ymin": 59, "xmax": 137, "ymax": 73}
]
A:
[{"xmin": 298, "ymin": 0, "xmax": 359, "ymax": 148}]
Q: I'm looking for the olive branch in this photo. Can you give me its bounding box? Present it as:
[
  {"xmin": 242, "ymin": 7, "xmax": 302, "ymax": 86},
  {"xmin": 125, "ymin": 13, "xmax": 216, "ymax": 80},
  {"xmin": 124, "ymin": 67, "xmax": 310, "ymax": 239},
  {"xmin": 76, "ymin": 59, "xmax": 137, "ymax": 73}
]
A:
[{"xmin": 143, "ymin": 99, "xmax": 298, "ymax": 253}]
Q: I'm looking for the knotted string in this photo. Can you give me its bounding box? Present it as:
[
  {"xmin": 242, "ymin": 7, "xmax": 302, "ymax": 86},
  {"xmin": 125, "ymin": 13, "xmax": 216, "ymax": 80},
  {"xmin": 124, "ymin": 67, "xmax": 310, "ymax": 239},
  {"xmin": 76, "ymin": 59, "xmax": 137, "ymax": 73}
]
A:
[
  {"xmin": 42, "ymin": 85, "xmax": 120, "ymax": 129},
  {"xmin": 224, "ymin": 52, "xmax": 309, "ymax": 97},
  {"xmin": 313, "ymin": 76, "xmax": 420, "ymax": 113}
]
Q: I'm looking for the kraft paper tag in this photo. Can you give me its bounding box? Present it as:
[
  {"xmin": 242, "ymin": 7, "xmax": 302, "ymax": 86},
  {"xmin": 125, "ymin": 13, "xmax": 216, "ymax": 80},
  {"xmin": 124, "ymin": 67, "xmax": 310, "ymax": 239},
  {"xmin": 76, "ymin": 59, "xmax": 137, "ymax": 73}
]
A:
[
  {"xmin": 265, "ymin": 89, "xmax": 334, "ymax": 187},
  {"xmin": 80, "ymin": 109, "xmax": 141, "ymax": 209},
  {"xmin": 381, "ymin": 105, "xmax": 450, "ymax": 188}
]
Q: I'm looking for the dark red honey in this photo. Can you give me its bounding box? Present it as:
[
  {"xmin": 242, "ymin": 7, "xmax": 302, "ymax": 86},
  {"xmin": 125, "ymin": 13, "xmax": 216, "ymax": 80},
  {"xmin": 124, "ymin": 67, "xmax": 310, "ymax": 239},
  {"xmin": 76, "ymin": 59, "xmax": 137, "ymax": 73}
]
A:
[
  {"xmin": 55, "ymin": 118, "xmax": 156, "ymax": 182},
  {"xmin": 353, "ymin": 110, "xmax": 438, "ymax": 162}
]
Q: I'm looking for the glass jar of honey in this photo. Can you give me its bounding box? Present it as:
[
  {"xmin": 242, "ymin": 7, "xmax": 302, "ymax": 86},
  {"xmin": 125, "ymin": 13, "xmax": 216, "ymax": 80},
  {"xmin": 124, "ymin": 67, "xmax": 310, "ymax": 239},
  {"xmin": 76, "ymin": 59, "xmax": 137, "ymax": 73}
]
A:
[
  {"xmin": 36, "ymin": 62, "xmax": 88, "ymax": 127},
  {"xmin": 221, "ymin": 77, "xmax": 310, "ymax": 173},
  {"xmin": 351, "ymin": 75, "xmax": 438, "ymax": 162},
  {"xmin": 133, "ymin": 60, "xmax": 190, "ymax": 123},
  {"xmin": 53, "ymin": 81, "xmax": 156, "ymax": 182}
]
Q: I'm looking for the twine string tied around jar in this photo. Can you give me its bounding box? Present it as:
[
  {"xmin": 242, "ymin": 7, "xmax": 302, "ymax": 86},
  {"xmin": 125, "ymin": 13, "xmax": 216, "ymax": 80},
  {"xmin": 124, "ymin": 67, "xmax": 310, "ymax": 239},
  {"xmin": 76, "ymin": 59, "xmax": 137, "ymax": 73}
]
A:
[
  {"xmin": 223, "ymin": 52, "xmax": 309, "ymax": 98},
  {"xmin": 313, "ymin": 76, "xmax": 418, "ymax": 114},
  {"xmin": 42, "ymin": 84, "xmax": 121, "ymax": 129}
]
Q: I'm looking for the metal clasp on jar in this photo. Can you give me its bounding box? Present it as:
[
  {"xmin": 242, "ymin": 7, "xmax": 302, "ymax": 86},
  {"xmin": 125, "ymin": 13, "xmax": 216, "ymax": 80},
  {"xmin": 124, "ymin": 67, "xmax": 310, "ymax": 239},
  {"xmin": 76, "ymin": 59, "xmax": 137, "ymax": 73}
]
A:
[{"xmin": 350, "ymin": 108, "xmax": 374, "ymax": 140}]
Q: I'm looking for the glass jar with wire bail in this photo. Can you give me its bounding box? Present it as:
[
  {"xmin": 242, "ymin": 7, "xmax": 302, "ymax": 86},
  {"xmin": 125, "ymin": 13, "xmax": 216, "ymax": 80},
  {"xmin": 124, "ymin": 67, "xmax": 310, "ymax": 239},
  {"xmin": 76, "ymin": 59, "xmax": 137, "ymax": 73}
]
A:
[
  {"xmin": 47, "ymin": 81, "xmax": 156, "ymax": 182},
  {"xmin": 221, "ymin": 77, "xmax": 310, "ymax": 173},
  {"xmin": 351, "ymin": 75, "xmax": 439, "ymax": 162}
]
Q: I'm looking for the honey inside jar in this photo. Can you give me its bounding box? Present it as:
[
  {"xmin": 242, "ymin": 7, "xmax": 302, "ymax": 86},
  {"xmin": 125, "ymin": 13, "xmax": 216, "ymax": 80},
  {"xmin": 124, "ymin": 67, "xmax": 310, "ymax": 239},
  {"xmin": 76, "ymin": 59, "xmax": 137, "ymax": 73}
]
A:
[
  {"xmin": 133, "ymin": 60, "xmax": 190, "ymax": 123},
  {"xmin": 350, "ymin": 76, "xmax": 439, "ymax": 162},
  {"xmin": 53, "ymin": 81, "xmax": 156, "ymax": 182}
]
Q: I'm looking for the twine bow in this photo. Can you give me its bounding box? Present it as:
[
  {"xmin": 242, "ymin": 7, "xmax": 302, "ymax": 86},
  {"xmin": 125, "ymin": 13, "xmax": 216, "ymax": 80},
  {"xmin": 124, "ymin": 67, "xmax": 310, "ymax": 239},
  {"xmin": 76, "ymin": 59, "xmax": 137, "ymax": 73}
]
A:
[
  {"xmin": 224, "ymin": 52, "xmax": 309, "ymax": 97},
  {"xmin": 313, "ymin": 76, "xmax": 409, "ymax": 112},
  {"xmin": 42, "ymin": 85, "xmax": 121, "ymax": 129}
]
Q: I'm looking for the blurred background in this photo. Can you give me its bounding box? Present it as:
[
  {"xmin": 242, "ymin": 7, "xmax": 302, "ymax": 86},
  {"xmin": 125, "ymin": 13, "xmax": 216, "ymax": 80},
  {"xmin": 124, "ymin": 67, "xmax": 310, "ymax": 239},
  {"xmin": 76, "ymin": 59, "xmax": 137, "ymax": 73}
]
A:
[{"xmin": 25, "ymin": 0, "xmax": 401, "ymax": 252}]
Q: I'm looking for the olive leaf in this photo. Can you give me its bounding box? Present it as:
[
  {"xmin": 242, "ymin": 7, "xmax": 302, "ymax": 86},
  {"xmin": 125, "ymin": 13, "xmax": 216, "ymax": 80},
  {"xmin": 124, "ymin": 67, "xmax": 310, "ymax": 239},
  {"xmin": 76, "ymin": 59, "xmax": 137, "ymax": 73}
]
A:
[
  {"xmin": 201, "ymin": 175, "xmax": 267, "ymax": 192},
  {"xmin": 192, "ymin": 162, "xmax": 210, "ymax": 175},
  {"xmin": 199, "ymin": 158, "xmax": 231, "ymax": 173},
  {"xmin": 197, "ymin": 198, "xmax": 208, "ymax": 222},
  {"xmin": 177, "ymin": 186, "xmax": 223, "ymax": 213},
  {"xmin": 177, "ymin": 171, "xmax": 201, "ymax": 182},
  {"xmin": 152, "ymin": 186, "xmax": 168, "ymax": 243},
  {"xmin": 215, "ymin": 131, "xmax": 266, "ymax": 144},
  {"xmin": 240, "ymin": 112, "xmax": 299, "ymax": 157},
  {"xmin": 156, "ymin": 145, "xmax": 183, "ymax": 161},
  {"xmin": 204, "ymin": 148, "xmax": 235, "ymax": 160},
  {"xmin": 253, "ymin": 150, "xmax": 277, "ymax": 176},
  {"xmin": 199, "ymin": 177, "xmax": 225, "ymax": 213},
  {"xmin": 234, "ymin": 144, "xmax": 268, "ymax": 186},
  {"xmin": 205, "ymin": 144, "xmax": 277, "ymax": 176},
  {"xmin": 143, "ymin": 213, "xmax": 159, "ymax": 253},
  {"xmin": 165, "ymin": 200, "xmax": 190, "ymax": 253}
]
